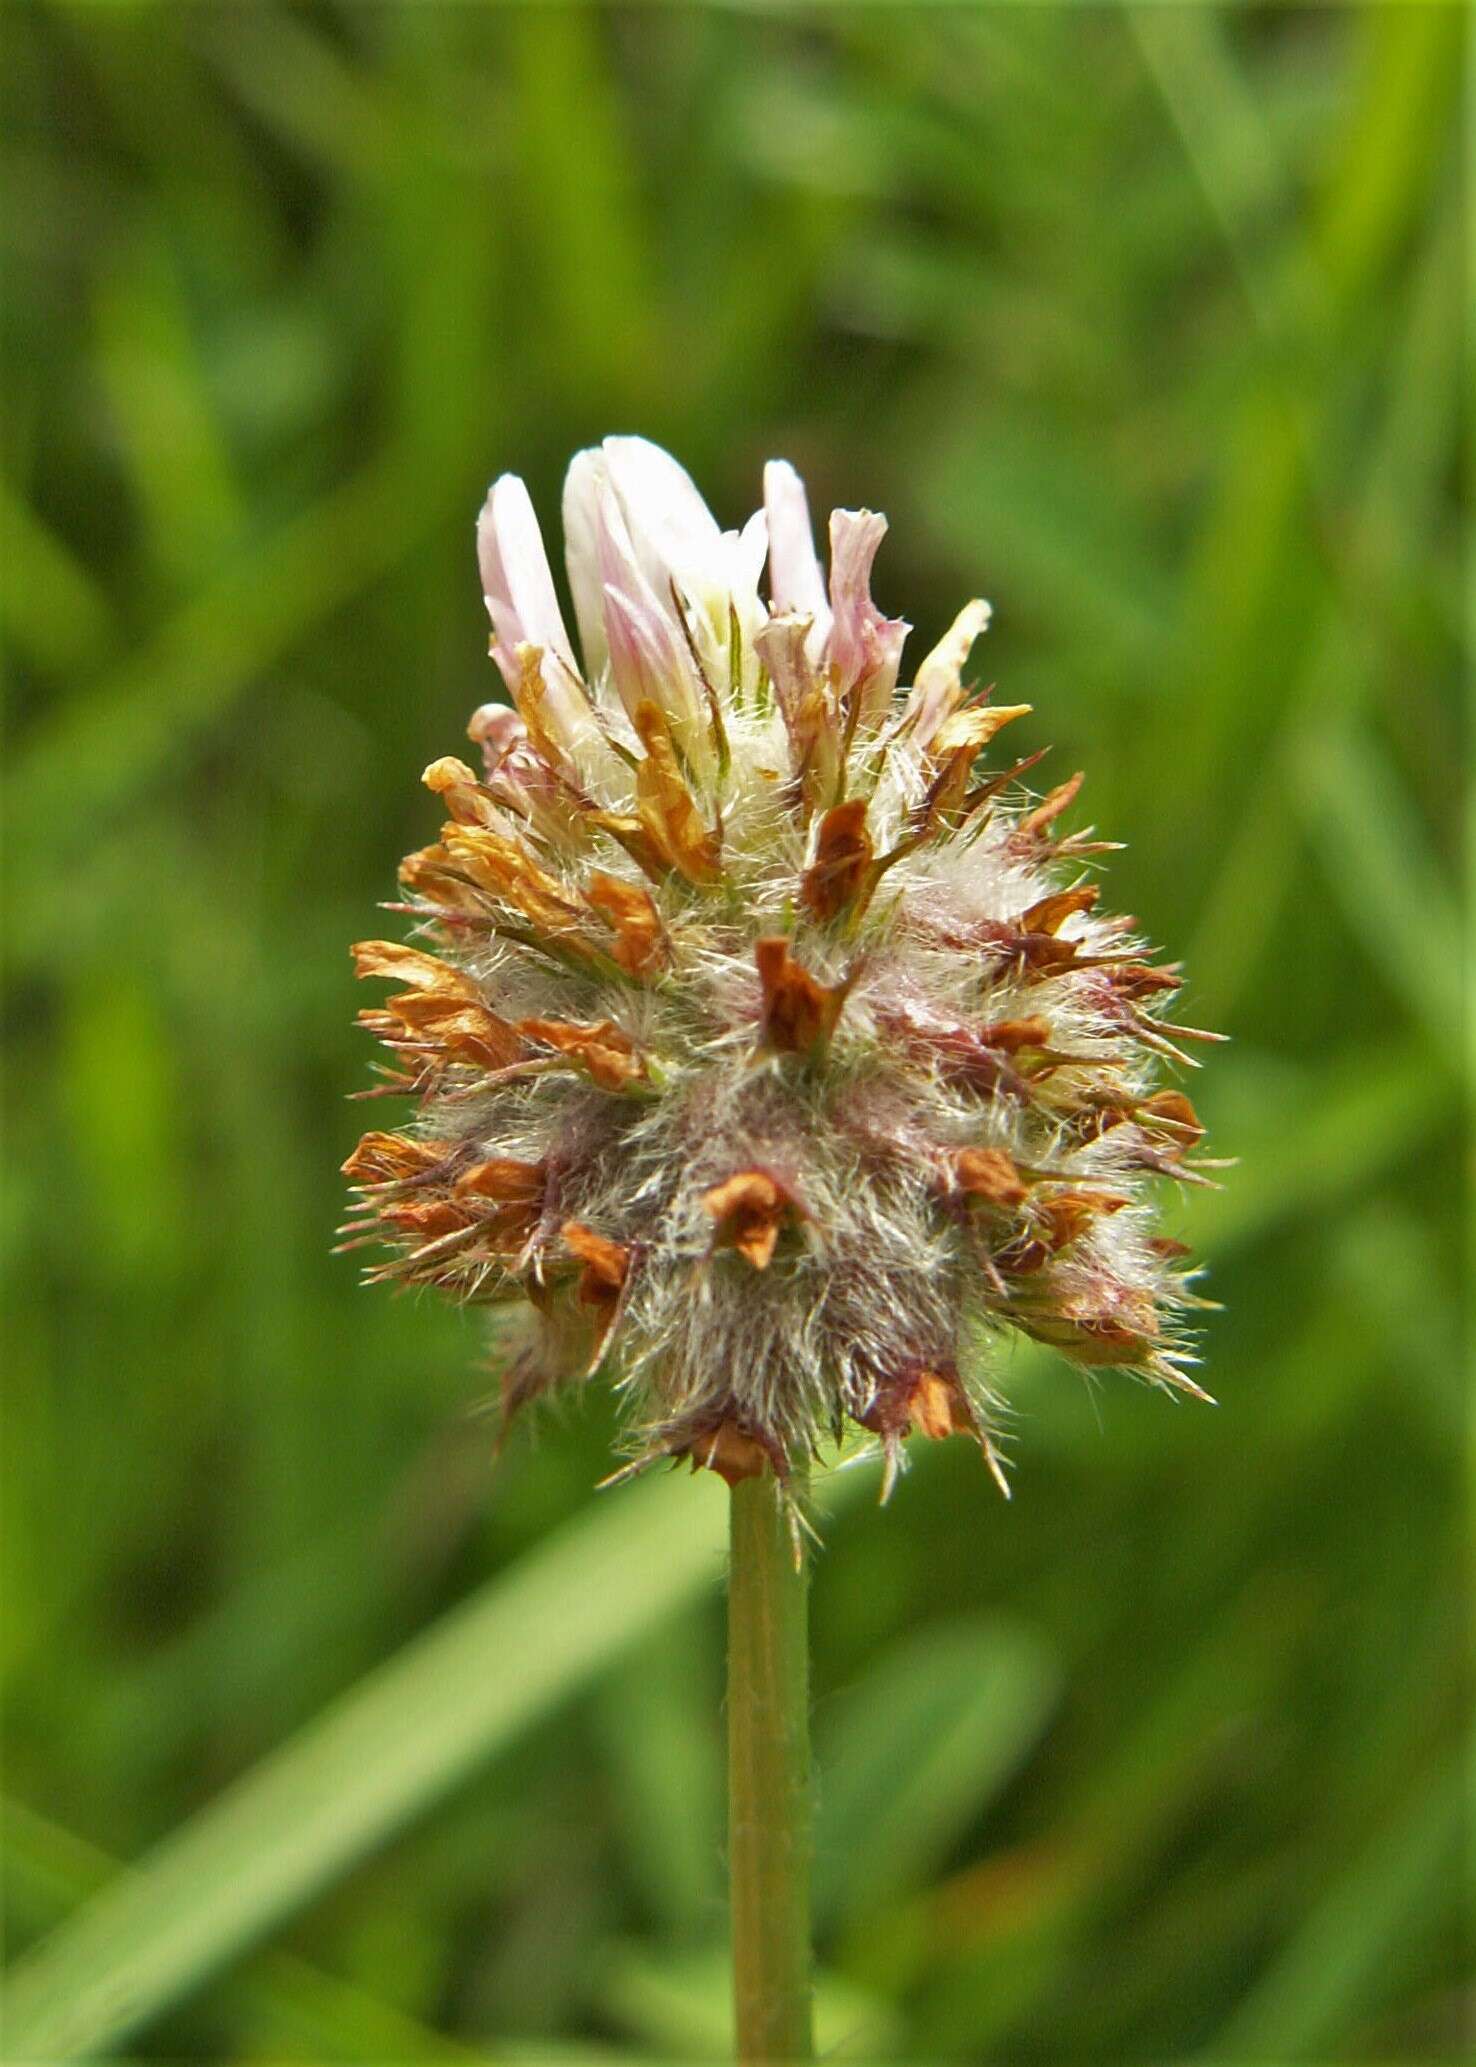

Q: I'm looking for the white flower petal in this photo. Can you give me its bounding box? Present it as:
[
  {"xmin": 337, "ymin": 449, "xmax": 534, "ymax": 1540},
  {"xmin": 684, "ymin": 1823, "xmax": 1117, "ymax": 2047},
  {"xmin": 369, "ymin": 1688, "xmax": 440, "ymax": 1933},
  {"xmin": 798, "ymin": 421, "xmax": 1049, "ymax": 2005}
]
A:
[
  {"xmin": 561, "ymin": 446, "xmax": 610, "ymax": 681},
  {"xmin": 719, "ymin": 509, "xmax": 772, "ymax": 696},
  {"xmin": 476, "ymin": 473, "xmax": 576, "ymax": 691},
  {"xmin": 763, "ymin": 460, "xmax": 831, "ymax": 645},
  {"xmin": 603, "ymin": 435, "xmax": 723, "ymax": 601},
  {"xmin": 735, "ymin": 507, "xmax": 771, "ymax": 595}
]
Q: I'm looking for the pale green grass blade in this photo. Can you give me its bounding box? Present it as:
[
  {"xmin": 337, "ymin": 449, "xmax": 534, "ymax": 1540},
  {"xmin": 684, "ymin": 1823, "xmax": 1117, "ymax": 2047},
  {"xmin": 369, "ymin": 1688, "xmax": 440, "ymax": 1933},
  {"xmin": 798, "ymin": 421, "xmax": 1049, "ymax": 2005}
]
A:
[
  {"xmin": 1312, "ymin": 3, "xmax": 1463, "ymax": 309},
  {"xmin": 1, "ymin": 1473, "xmax": 732, "ymax": 2059},
  {"xmin": 1, "ymin": 1799, "xmax": 475, "ymax": 2061}
]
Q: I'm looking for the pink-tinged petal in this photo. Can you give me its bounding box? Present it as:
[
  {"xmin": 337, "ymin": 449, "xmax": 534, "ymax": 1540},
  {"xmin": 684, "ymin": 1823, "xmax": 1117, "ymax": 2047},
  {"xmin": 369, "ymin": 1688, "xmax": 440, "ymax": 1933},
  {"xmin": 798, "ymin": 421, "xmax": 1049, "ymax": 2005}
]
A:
[
  {"xmin": 476, "ymin": 475, "xmax": 576, "ymax": 690},
  {"xmin": 604, "ymin": 436, "xmax": 750, "ymax": 693},
  {"xmin": 573, "ymin": 439, "xmax": 768, "ymax": 714},
  {"xmin": 465, "ymin": 703, "xmax": 570, "ymax": 832},
  {"xmin": 899, "ymin": 598, "xmax": 992, "ymax": 747},
  {"xmin": 467, "ymin": 702, "xmax": 528, "ymax": 774},
  {"xmin": 566, "ymin": 441, "xmax": 720, "ymax": 737},
  {"xmin": 562, "ymin": 447, "xmax": 609, "ymax": 681},
  {"xmin": 595, "ymin": 481, "xmax": 706, "ymax": 752},
  {"xmin": 601, "ymin": 584, "xmax": 683, "ymax": 716},
  {"xmin": 824, "ymin": 507, "xmax": 886, "ymax": 681},
  {"xmin": 764, "ymin": 461, "xmax": 831, "ymax": 646},
  {"xmin": 827, "ymin": 507, "xmax": 910, "ymax": 724}
]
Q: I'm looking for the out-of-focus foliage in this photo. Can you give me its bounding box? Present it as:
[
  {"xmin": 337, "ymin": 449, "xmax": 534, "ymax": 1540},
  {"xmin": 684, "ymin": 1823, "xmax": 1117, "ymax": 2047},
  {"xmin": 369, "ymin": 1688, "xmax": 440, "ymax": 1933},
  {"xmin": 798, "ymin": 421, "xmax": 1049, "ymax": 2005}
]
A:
[{"xmin": 1, "ymin": 3, "xmax": 1466, "ymax": 2060}]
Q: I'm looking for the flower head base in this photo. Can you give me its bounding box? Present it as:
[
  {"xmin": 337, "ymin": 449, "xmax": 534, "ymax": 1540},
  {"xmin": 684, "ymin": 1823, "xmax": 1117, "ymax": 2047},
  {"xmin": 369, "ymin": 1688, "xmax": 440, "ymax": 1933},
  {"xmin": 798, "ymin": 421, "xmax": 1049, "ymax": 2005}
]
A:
[{"xmin": 342, "ymin": 438, "xmax": 1219, "ymax": 1506}]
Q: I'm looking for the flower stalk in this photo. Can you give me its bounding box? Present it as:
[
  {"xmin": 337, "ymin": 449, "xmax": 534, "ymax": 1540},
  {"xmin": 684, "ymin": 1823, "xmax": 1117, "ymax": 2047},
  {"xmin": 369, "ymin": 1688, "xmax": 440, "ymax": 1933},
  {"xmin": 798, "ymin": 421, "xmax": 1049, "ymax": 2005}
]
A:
[
  {"xmin": 727, "ymin": 1467, "xmax": 814, "ymax": 2064},
  {"xmin": 340, "ymin": 431, "xmax": 1221, "ymax": 2060}
]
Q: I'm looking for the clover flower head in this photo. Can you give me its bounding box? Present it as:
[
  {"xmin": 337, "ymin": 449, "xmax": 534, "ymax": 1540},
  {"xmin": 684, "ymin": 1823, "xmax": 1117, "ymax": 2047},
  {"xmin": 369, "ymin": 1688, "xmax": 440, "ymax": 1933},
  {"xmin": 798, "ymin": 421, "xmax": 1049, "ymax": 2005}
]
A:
[{"xmin": 343, "ymin": 437, "xmax": 1218, "ymax": 1505}]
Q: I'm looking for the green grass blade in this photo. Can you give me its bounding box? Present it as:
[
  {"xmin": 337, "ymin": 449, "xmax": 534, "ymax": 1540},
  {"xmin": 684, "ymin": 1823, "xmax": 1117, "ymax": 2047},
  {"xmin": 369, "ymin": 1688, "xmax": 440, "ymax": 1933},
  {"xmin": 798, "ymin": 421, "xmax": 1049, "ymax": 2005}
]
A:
[
  {"xmin": 1185, "ymin": 1041, "xmax": 1453, "ymax": 1259},
  {"xmin": 1, "ymin": 1473, "xmax": 733, "ymax": 2059},
  {"xmin": 1200, "ymin": 1757, "xmax": 1462, "ymax": 2060},
  {"xmin": 1296, "ymin": 718, "xmax": 1463, "ymax": 1062},
  {"xmin": 596, "ymin": 1939, "xmax": 900, "ymax": 2061},
  {"xmin": 814, "ymin": 1617, "xmax": 1058, "ymax": 1932},
  {"xmin": 2, "ymin": 446, "xmax": 447, "ymax": 872},
  {"xmin": 0, "ymin": 479, "xmax": 119, "ymax": 680},
  {"xmin": 0, "ymin": 1798, "xmax": 476, "ymax": 2061}
]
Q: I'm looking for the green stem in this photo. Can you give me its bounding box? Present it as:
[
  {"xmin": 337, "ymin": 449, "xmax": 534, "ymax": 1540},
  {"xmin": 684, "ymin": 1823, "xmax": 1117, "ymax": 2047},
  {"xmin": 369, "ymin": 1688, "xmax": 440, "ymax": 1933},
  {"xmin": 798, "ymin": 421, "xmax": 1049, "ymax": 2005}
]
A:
[{"xmin": 727, "ymin": 1467, "xmax": 814, "ymax": 2064}]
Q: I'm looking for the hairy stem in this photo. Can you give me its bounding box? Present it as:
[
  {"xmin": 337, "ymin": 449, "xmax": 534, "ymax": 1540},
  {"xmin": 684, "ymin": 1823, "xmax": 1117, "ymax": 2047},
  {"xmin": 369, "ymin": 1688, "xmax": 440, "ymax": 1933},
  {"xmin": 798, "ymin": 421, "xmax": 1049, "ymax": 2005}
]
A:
[{"xmin": 727, "ymin": 1467, "xmax": 814, "ymax": 2064}]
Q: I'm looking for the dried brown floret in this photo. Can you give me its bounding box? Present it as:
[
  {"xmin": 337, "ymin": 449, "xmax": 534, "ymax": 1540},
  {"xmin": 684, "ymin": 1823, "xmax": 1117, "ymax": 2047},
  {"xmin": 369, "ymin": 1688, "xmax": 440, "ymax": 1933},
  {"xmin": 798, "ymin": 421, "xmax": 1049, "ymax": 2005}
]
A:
[{"xmin": 342, "ymin": 439, "xmax": 1218, "ymax": 1508}]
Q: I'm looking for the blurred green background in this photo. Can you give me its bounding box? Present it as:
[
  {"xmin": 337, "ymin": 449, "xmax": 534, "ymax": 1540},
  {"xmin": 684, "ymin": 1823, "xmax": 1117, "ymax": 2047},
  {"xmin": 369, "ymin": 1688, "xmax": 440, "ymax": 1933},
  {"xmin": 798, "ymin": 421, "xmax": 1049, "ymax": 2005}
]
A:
[{"xmin": 2, "ymin": 3, "xmax": 1468, "ymax": 2061}]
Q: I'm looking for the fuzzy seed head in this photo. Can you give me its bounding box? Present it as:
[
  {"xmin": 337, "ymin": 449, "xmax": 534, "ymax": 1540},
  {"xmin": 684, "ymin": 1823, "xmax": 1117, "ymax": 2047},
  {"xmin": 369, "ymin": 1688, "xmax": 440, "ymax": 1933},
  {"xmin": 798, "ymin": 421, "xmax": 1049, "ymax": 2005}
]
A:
[{"xmin": 342, "ymin": 438, "xmax": 1219, "ymax": 1501}]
